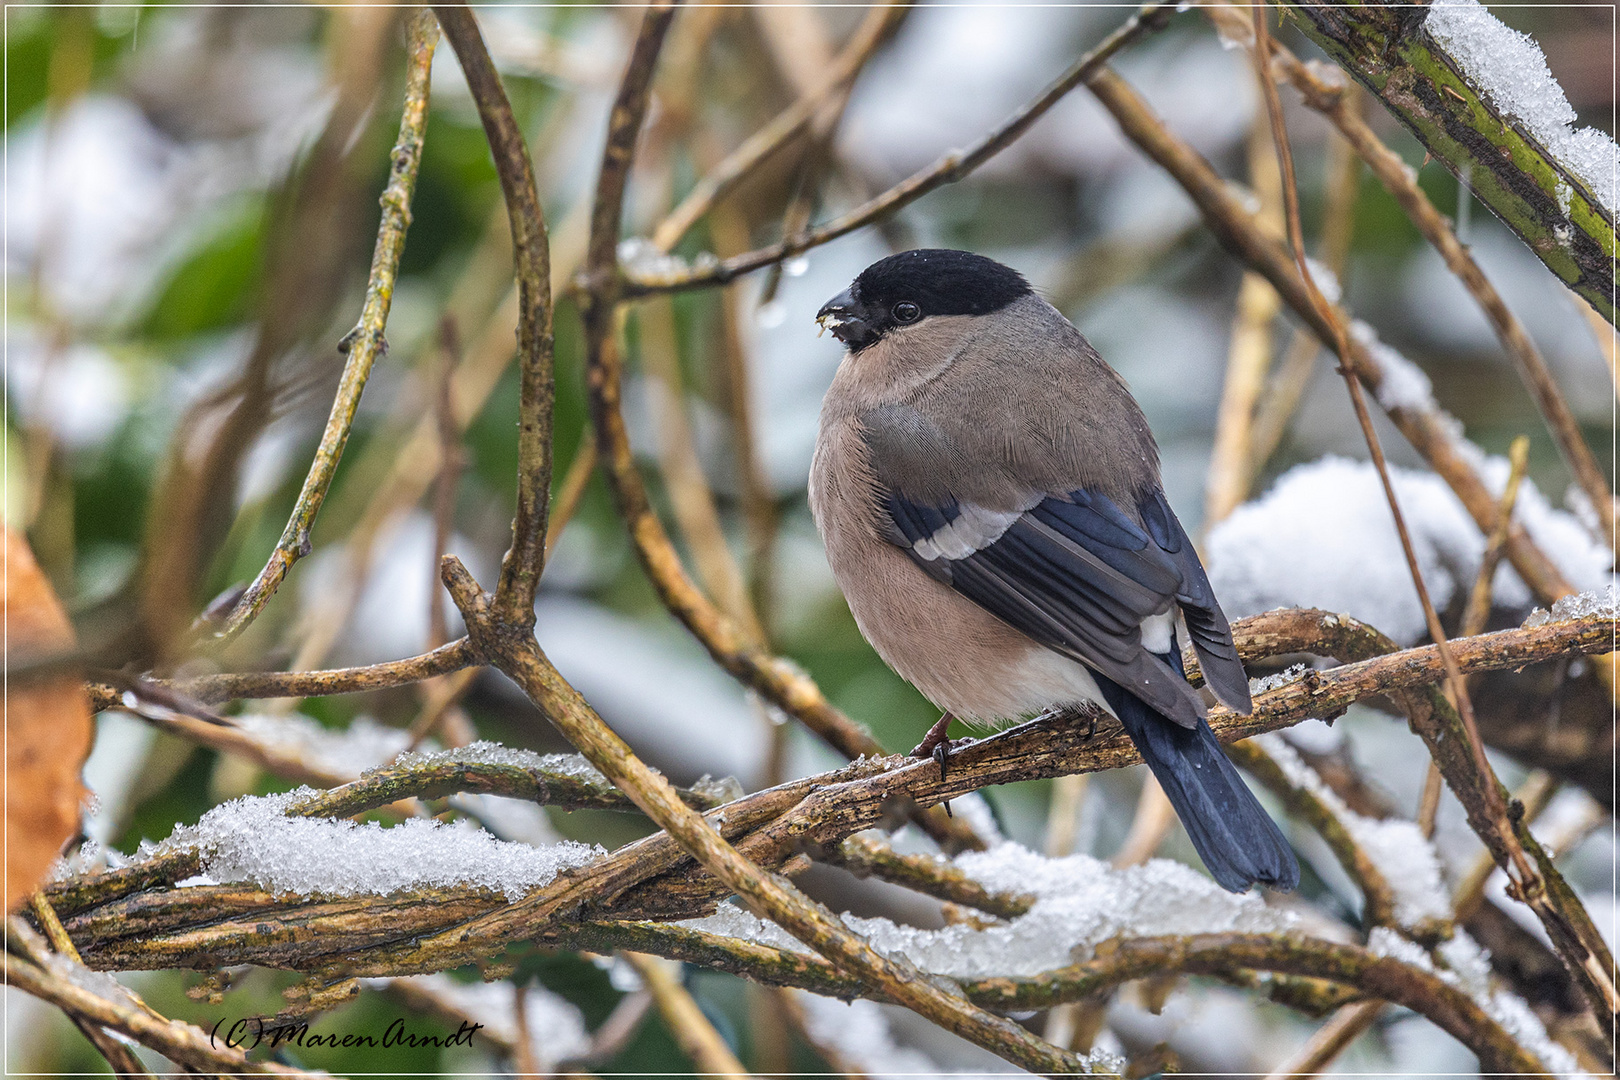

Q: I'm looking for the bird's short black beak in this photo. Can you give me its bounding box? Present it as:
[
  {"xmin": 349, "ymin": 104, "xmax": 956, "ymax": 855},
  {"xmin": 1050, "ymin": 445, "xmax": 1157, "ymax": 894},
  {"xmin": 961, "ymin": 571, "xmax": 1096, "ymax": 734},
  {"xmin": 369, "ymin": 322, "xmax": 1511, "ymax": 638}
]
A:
[{"xmin": 816, "ymin": 287, "xmax": 872, "ymax": 348}]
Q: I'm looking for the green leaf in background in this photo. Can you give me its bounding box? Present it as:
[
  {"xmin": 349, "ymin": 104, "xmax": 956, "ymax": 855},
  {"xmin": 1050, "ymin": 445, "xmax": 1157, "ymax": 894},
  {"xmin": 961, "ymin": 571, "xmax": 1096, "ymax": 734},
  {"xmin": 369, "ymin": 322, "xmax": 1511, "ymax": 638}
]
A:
[{"xmin": 139, "ymin": 198, "xmax": 266, "ymax": 341}]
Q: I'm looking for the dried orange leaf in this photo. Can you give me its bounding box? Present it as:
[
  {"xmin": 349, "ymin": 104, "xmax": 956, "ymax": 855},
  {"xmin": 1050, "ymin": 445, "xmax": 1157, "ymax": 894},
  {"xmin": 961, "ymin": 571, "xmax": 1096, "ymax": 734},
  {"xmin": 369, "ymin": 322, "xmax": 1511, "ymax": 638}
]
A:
[{"xmin": 4, "ymin": 526, "xmax": 92, "ymax": 911}]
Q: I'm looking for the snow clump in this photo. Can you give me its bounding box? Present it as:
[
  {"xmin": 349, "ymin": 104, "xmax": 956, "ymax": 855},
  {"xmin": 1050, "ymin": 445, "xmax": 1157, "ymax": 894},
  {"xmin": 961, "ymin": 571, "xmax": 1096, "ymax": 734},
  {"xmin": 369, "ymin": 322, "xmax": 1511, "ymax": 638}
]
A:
[
  {"xmin": 1425, "ymin": 0, "xmax": 1618, "ymax": 216},
  {"xmin": 154, "ymin": 789, "xmax": 602, "ymax": 900},
  {"xmin": 682, "ymin": 844, "xmax": 1295, "ymax": 980},
  {"xmin": 1207, "ymin": 456, "xmax": 1612, "ymax": 645}
]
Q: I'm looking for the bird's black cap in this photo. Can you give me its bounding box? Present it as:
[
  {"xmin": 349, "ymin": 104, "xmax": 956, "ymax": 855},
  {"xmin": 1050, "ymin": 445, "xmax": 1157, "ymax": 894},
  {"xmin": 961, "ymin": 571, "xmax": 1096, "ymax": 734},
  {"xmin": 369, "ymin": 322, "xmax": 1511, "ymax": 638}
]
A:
[{"xmin": 817, "ymin": 249, "xmax": 1032, "ymax": 351}]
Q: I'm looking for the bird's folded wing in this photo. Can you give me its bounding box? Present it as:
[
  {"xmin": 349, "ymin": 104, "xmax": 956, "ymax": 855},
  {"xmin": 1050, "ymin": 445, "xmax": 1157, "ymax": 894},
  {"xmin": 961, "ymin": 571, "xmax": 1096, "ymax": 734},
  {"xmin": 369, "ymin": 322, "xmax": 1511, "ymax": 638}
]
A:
[{"xmin": 865, "ymin": 421, "xmax": 1253, "ymax": 724}]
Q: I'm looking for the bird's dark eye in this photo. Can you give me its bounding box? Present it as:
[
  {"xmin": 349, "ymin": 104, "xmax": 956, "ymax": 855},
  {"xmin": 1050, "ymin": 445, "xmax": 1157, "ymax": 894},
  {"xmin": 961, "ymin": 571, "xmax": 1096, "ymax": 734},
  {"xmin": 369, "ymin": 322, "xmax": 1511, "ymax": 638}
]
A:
[{"xmin": 891, "ymin": 301, "xmax": 921, "ymax": 323}]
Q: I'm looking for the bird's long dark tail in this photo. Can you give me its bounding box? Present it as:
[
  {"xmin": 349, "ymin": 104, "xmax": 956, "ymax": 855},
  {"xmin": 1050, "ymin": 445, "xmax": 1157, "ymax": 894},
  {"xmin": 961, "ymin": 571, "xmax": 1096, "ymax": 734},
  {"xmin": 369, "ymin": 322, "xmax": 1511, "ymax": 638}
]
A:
[{"xmin": 1095, "ymin": 642, "xmax": 1299, "ymax": 893}]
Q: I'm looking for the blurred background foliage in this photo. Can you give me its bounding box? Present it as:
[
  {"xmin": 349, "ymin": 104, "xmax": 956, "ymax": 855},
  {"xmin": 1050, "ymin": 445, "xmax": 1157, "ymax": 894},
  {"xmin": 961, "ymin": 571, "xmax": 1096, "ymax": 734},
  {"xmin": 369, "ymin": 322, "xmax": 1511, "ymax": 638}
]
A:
[{"xmin": 4, "ymin": 0, "xmax": 1614, "ymax": 1074}]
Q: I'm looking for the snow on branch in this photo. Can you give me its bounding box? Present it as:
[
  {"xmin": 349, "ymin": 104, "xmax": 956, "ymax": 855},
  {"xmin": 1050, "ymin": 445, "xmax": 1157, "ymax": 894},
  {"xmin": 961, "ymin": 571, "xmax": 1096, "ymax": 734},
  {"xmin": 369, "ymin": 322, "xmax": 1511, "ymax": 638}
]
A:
[{"xmin": 1281, "ymin": 0, "xmax": 1618, "ymax": 323}]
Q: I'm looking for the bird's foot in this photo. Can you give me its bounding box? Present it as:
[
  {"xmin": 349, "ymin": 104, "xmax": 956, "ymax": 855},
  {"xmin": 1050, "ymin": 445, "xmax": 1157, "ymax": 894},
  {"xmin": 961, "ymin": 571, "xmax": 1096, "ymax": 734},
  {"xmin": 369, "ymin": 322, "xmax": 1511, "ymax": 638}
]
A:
[{"xmin": 910, "ymin": 712, "xmax": 957, "ymax": 784}]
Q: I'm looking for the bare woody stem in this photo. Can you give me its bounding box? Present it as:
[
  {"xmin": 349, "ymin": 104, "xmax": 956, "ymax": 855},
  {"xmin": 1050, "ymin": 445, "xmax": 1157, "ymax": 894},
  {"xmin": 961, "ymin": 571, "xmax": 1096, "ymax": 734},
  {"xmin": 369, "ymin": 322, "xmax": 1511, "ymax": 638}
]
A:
[
  {"xmin": 53, "ymin": 610, "xmax": 1616, "ymax": 971},
  {"xmin": 216, "ymin": 12, "xmax": 437, "ymax": 644},
  {"xmin": 432, "ymin": 3, "xmax": 556, "ymax": 627},
  {"xmin": 1221, "ymin": 7, "xmax": 1616, "ymax": 553},
  {"xmin": 647, "ymin": 0, "xmax": 908, "ymax": 254},
  {"xmin": 616, "ymin": 1, "xmax": 1172, "ymax": 297},
  {"xmin": 173, "ymin": 637, "xmax": 475, "ymax": 706},
  {"xmin": 3, "ymin": 951, "xmax": 315, "ymax": 1076}
]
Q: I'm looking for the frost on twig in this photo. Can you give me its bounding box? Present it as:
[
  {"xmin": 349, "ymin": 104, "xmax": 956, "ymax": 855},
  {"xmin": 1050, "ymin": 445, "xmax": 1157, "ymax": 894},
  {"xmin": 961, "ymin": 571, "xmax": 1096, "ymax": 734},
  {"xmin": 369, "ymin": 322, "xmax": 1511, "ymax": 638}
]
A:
[
  {"xmin": 1523, "ymin": 585, "xmax": 1620, "ymax": 628},
  {"xmin": 682, "ymin": 844, "xmax": 1295, "ymax": 978},
  {"xmin": 1255, "ymin": 735, "xmax": 1449, "ymax": 931}
]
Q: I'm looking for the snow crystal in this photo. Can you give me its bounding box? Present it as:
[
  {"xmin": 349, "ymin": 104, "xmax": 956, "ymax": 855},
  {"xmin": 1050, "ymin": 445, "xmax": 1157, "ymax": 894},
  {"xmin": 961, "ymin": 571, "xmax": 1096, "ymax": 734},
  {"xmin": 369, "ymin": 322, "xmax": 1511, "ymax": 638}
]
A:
[
  {"xmin": 871, "ymin": 846, "xmax": 1293, "ymax": 977},
  {"xmin": 679, "ymin": 900, "xmax": 812, "ymax": 955},
  {"xmin": 1425, "ymin": 0, "xmax": 1618, "ymax": 216},
  {"xmin": 1351, "ymin": 320, "xmax": 1435, "ymax": 414},
  {"xmin": 1207, "ymin": 456, "xmax": 1613, "ymax": 646},
  {"xmin": 392, "ymin": 743, "xmax": 610, "ymax": 785},
  {"xmin": 1258, "ymin": 735, "xmax": 1449, "ymax": 928},
  {"xmin": 683, "ymin": 844, "xmax": 1294, "ymax": 981},
  {"xmin": 1522, "ymin": 584, "xmax": 1618, "ymax": 627},
  {"xmin": 156, "ymin": 790, "xmax": 602, "ymax": 900},
  {"xmin": 617, "ymin": 237, "xmax": 690, "ymax": 280},
  {"xmin": 1370, "ymin": 929, "xmax": 1579, "ymax": 1074},
  {"xmin": 1367, "ymin": 924, "xmax": 1433, "ymax": 968},
  {"xmin": 1249, "ymin": 664, "xmax": 1307, "ymax": 697},
  {"xmin": 234, "ymin": 713, "xmax": 412, "ymax": 780},
  {"xmin": 795, "ymin": 994, "xmax": 945, "ymax": 1078},
  {"xmin": 383, "ymin": 974, "xmax": 590, "ymax": 1070}
]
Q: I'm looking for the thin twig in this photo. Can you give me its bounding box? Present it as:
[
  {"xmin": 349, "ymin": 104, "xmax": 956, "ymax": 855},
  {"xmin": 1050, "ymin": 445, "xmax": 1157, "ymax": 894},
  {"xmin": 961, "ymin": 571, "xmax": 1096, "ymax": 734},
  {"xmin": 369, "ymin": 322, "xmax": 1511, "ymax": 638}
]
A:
[
  {"xmin": 1246, "ymin": 91, "xmax": 1358, "ymax": 482},
  {"xmin": 216, "ymin": 12, "xmax": 438, "ymax": 644},
  {"xmin": 544, "ymin": 430, "xmax": 599, "ymax": 561},
  {"xmin": 647, "ymin": 0, "xmax": 906, "ymax": 254},
  {"xmin": 427, "ymin": 316, "xmax": 466, "ymax": 651},
  {"xmin": 1205, "ymin": 119, "xmax": 1285, "ymax": 529},
  {"xmin": 625, "ymin": 952, "xmax": 754, "ymax": 1076},
  {"xmin": 29, "ymin": 892, "xmax": 82, "ymax": 964},
  {"xmin": 4, "ymin": 952, "xmax": 315, "ymax": 1076},
  {"xmin": 618, "ymin": 1, "xmax": 1172, "ymax": 297},
  {"xmin": 433, "ymin": 2, "xmax": 556, "ymax": 628},
  {"xmin": 138, "ymin": 637, "xmax": 476, "ymax": 707},
  {"xmin": 1422, "ymin": 430, "xmax": 1533, "ymax": 833},
  {"xmin": 1109, "ymin": 779, "xmax": 1175, "ymax": 869},
  {"xmin": 640, "ymin": 296, "xmax": 764, "ymax": 642}
]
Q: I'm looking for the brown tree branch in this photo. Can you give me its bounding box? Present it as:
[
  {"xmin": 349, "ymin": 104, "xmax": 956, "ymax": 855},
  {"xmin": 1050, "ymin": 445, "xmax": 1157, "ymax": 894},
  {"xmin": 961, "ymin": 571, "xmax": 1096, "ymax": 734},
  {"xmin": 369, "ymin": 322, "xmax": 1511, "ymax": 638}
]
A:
[
  {"xmin": 557, "ymin": 924, "xmax": 1541, "ymax": 1072},
  {"xmin": 4, "ymin": 950, "xmax": 318, "ymax": 1077},
  {"xmin": 52, "ymin": 610, "xmax": 1614, "ymax": 976},
  {"xmin": 432, "ymin": 3, "xmax": 556, "ymax": 627},
  {"xmin": 159, "ymin": 637, "xmax": 476, "ymax": 706},
  {"xmin": 215, "ymin": 13, "xmax": 438, "ymax": 643},
  {"xmin": 615, "ymin": 1, "xmax": 1172, "ymax": 297}
]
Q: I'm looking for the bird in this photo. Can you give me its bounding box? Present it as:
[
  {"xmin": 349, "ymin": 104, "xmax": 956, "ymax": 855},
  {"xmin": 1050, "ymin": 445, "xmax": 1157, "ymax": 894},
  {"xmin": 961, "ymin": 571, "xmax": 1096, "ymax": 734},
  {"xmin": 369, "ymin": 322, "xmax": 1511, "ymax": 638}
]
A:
[{"xmin": 808, "ymin": 248, "xmax": 1299, "ymax": 893}]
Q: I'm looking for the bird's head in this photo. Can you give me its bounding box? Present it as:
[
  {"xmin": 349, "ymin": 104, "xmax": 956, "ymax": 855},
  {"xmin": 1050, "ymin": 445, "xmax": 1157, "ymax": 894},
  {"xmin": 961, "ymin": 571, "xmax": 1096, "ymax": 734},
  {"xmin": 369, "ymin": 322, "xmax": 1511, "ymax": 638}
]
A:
[{"xmin": 816, "ymin": 249, "xmax": 1032, "ymax": 352}]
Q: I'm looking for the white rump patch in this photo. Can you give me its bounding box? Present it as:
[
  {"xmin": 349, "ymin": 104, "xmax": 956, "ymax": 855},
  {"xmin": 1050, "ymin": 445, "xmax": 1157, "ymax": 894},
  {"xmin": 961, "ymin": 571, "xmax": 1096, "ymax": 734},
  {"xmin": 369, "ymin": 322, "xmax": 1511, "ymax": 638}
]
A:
[
  {"xmin": 911, "ymin": 503, "xmax": 1022, "ymax": 561},
  {"xmin": 1139, "ymin": 610, "xmax": 1175, "ymax": 654}
]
